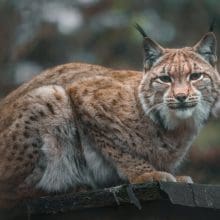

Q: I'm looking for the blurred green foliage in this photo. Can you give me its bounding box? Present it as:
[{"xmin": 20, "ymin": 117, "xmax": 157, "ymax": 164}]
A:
[{"xmin": 0, "ymin": 0, "xmax": 220, "ymax": 183}]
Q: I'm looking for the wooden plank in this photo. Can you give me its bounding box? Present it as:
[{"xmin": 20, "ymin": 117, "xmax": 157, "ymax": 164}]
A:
[
  {"xmin": 13, "ymin": 182, "xmax": 220, "ymax": 215},
  {"xmin": 1, "ymin": 182, "xmax": 220, "ymax": 219},
  {"xmin": 159, "ymin": 182, "xmax": 220, "ymax": 209},
  {"xmin": 22, "ymin": 182, "xmax": 162, "ymax": 214}
]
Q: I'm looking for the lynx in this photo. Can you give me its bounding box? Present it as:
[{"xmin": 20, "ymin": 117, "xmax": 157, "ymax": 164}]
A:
[{"xmin": 0, "ymin": 26, "xmax": 219, "ymax": 208}]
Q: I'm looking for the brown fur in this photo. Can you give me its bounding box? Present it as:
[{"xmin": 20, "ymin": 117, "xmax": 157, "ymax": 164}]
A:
[{"xmin": 0, "ymin": 32, "xmax": 220, "ymax": 208}]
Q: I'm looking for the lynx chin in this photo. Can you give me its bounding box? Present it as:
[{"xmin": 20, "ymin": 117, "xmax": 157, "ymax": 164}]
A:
[{"xmin": 0, "ymin": 26, "xmax": 220, "ymax": 208}]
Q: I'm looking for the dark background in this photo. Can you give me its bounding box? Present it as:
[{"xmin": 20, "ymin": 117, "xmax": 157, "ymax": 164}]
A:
[{"xmin": 0, "ymin": 0, "xmax": 219, "ymax": 184}]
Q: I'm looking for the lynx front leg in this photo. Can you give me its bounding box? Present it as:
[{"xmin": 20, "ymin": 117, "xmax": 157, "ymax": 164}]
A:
[
  {"xmin": 130, "ymin": 171, "xmax": 176, "ymax": 184},
  {"xmin": 100, "ymin": 149, "xmax": 173, "ymax": 184},
  {"xmin": 130, "ymin": 172, "xmax": 193, "ymax": 184},
  {"xmin": 175, "ymin": 175, "xmax": 193, "ymax": 183},
  {"xmin": 102, "ymin": 148, "xmax": 193, "ymax": 184}
]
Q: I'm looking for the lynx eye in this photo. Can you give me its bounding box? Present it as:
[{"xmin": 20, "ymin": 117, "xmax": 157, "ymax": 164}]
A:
[
  {"xmin": 189, "ymin": 72, "xmax": 203, "ymax": 81},
  {"xmin": 158, "ymin": 75, "xmax": 172, "ymax": 83}
]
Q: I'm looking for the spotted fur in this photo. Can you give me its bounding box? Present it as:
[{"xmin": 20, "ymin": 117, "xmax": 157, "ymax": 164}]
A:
[{"xmin": 0, "ymin": 32, "xmax": 220, "ymax": 208}]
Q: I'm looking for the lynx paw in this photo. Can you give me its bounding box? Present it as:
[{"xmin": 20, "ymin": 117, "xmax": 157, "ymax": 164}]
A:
[
  {"xmin": 176, "ymin": 175, "xmax": 193, "ymax": 183},
  {"xmin": 130, "ymin": 171, "xmax": 176, "ymax": 184}
]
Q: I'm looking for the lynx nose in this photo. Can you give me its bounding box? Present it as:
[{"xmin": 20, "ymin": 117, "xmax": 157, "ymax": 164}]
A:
[{"xmin": 175, "ymin": 93, "xmax": 187, "ymax": 103}]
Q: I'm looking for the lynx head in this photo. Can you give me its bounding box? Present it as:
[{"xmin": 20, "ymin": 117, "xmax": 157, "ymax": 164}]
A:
[{"xmin": 137, "ymin": 24, "xmax": 220, "ymax": 130}]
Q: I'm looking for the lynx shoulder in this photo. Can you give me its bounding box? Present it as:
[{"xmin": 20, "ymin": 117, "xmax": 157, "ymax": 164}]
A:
[{"xmin": 0, "ymin": 29, "xmax": 220, "ymax": 208}]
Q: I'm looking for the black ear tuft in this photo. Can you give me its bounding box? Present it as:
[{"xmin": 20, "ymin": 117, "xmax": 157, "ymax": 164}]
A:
[
  {"xmin": 134, "ymin": 23, "xmax": 148, "ymax": 38},
  {"xmin": 209, "ymin": 18, "xmax": 216, "ymax": 32},
  {"xmin": 134, "ymin": 23, "xmax": 164, "ymax": 71}
]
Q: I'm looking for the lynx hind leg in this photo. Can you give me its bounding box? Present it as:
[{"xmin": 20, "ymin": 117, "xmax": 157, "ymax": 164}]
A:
[
  {"xmin": 0, "ymin": 85, "xmax": 76, "ymax": 206},
  {"xmin": 12, "ymin": 85, "xmax": 80, "ymax": 191},
  {"xmin": 20, "ymin": 85, "xmax": 85, "ymax": 192}
]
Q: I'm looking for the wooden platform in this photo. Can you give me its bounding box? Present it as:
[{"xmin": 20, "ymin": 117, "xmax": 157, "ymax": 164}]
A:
[{"xmin": 1, "ymin": 182, "xmax": 220, "ymax": 220}]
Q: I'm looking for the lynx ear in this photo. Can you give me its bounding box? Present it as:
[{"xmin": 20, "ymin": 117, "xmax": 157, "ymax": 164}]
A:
[
  {"xmin": 135, "ymin": 23, "xmax": 164, "ymax": 71},
  {"xmin": 143, "ymin": 38, "xmax": 164, "ymax": 71},
  {"xmin": 193, "ymin": 32, "xmax": 217, "ymax": 67}
]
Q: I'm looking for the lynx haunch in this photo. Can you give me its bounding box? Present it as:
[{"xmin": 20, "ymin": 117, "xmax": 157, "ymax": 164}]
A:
[{"xmin": 0, "ymin": 27, "xmax": 219, "ymax": 208}]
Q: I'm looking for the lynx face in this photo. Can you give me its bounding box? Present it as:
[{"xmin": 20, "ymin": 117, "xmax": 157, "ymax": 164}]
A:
[{"xmin": 138, "ymin": 31, "xmax": 220, "ymax": 129}]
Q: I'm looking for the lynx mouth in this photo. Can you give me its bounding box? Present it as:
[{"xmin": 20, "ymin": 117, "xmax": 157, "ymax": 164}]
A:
[{"xmin": 168, "ymin": 103, "xmax": 197, "ymax": 110}]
